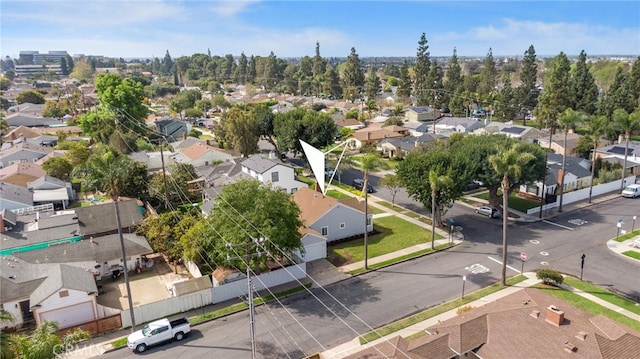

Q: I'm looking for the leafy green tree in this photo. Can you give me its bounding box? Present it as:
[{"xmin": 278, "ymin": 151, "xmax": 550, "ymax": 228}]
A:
[
  {"xmin": 535, "ymin": 52, "xmax": 573, "ymax": 133},
  {"xmin": 0, "ymin": 76, "xmax": 11, "ymax": 91},
  {"xmin": 489, "ymin": 143, "xmax": 537, "ymax": 285},
  {"xmin": 1, "ymin": 310, "xmax": 16, "ymax": 359},
  {"xmin": 379, "ymin": 174, "xmax": 403, "ymax": 207},
  {"xmin": 496, "ymin": 72, "xmax": 518, "ymax": 121},
  {"xmin": 234, "ymin": 52, "xmax": 248, "ymax": 84},
  {"xmin": 15, "ymin": 90, "xmax": 45, "ymax": 104},
  {"xmin": 10, "ymin": 321, "xmax": 90, "ymax": 359},
  {"xmin": 181, "ymin": 179, "xmax": 303, "ymax": 273},
  {"xmin": 429, "ymin": 169, "xmax": 454, "ymax": 249},
  {"xmin": 61, "ymin": 140, "xmax": 91, "ymax": 167},
  {"xmin": 517, "ymin": 46, "xmax": 539, "ymax": 124},
  {"xmin": 42, "ymin": 157, "xmax": 73, "ymax": 180},
  {"xmin": 137, "ymin": 210, "xmax": 200, "ymax": 259},
  {"xmin": 274, "ymin": 108, "xmax": 336, "ymax": 156},
  {"xmin": 0, "ymin": 113, "xmax": 7, "ymax": 144},
  {"xmin": 443, "ymin": 48, "xmax": 463, "ymax": 110},
  {"xmin": 96, "ymin": 72, "xmax": 148, "ymax": 121},
  {"xmin": 323, "ymin": 66, "xmax": 342, "ymax": 99},
  {"xmin": 397, "ymin": 144, "xmax": 461, "ymax": 225},
  {"xmin": 557, "ymin": 109, "xmax": 583, "ymax": 211},
  {"xmin": 613, "ymin": 108, "xmax": 640, "ymax": 191},
  {"xmin": 254, "ymin": 103, "xmax": 280, "ymax": 155},
  {"xmin": 69, "ymin": 60, "xmax": 95, "ymax": 82},
  {"xmin": 413, "ymin": 33, "xmax": 431, "ymax": 106},
  {"xmin": 364, "ymin": 65, "xmax": 381, "ymax": 101},
  {"xmin": 479, "ymin": 48, "xmax": 497, "ymax": 95},
  {"xmin": 397, "ymin": 60, "xmax": 411, "ymax": 102},
  {"xmin": 225, "ymin": 105, "xmax": 259, "ymax": 157},
  {"xmin": 341, "ymin": 47, "xmax": 365, "ymax": 101},
  {"xmin": 572, "ymin": 50, "xmax": 599, "ymax": 115}
]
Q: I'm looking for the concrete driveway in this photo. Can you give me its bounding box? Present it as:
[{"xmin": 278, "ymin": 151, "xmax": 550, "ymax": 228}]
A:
[{"xmin": 96, "ymin": 254, "xmax": 191, "ymax": 310}]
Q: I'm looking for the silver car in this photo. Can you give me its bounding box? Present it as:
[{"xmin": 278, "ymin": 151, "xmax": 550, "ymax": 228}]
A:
[{"xmin": 475, "ymin": 206, "xmax": 501, "ymax": 218}]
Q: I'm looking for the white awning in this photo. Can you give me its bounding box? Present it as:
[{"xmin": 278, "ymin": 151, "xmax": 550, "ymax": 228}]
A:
[{"xmin": 32, "ymin": 188, "xmax": 69, "ymax": 202}]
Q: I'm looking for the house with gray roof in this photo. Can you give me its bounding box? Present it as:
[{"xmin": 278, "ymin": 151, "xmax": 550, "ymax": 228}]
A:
[
  {"xmin": 595, "ymin": 141, "xmax": 640, "ymax": 175},
  {"xmin": 0, "ymin": 142, "xmax": 52, "ymax": 169},
  {"xmin": 402, "ymin": 121, "xmax": 433, "ymax": 137},
  {"xmin": 129, "ymin": 150, "xmax": 176, "ymax": 172},
  {"xmin": 0, "ymin": 180, "xmax": 33, "ymax": 211},
  {"xmin": 377, "ymin": 134, "xmax": 440, "ymax": 158},
  {"xmin": 5, "ymin": 113, "xmax": 60, "ymax": 128},
  {"xmin": 154, "ymin": 117, "xmax": 189, "ymax": 142},
  {"xmin": 28, "ymin": 175, "xmax": 75, "ymax": 210},
  {"xmin": 520, "ymin": 153, "xmax": 592, "ymax": 198},
  {"xmin": 434, "ymin": 116, "xmax": 486, "ymax": 134},
  {"xmin": 475, "ymin": 121, "xmax": 542, "ymax": 141},
  {"xmin": 241, "ymin": 154, "xmax": 306, "ymax": 194},
  {"xmin": 75, "ymin": 198, "xmax": 144, "ymax": 237}
]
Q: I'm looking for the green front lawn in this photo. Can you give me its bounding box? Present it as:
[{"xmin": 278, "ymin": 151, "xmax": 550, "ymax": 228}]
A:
[
  {"xmin": 622, "ymin": 251, "xmax": 640, "ymax": 260},
  {"xmin": 563, "ymin": 277, "xmax": 640, "ymax": 315},
  {"xmin": 534, "ymin": 283, "xmax": 640, "ymax": 332},
  {"xmin": 329, "ymin": 215, "xmax": 442, "ymax": 265},
  {"xmin": 474, "ymin": 191, "xmax": 540, "ymax": 212}
]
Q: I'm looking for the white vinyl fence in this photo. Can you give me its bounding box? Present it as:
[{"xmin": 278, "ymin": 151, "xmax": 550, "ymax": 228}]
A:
[
  {"xmin": 120, "ymin": 263, "xmax": 307, "ymax": 328},
  {"xmin": 527, "ymin": 176, "xmax": 635, "ymax": 215}
]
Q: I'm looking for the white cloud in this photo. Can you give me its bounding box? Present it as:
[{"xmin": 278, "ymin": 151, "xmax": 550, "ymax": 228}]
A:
[{"xmin": 207, "ymin": 0, "xmax": 261, "ymax": 17}]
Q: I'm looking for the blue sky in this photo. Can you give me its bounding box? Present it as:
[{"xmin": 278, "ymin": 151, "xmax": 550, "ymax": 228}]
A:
[{"xmin": 1, "ymin": 1, "xmax": 639, "ymax": 59}]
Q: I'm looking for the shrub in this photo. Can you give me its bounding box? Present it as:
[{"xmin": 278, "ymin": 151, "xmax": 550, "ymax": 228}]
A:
[
  {"xmin": 456, "ymin": 305, "xmax": 474, "ymax": 315},
  {"xmin": 536, "ymin": 268, "xmax": 564, "ymax": 285}
]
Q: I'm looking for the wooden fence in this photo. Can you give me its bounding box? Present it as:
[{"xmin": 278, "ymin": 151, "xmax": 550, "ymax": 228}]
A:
[{"xmin": 58, "ymin": 314, "xmax": 122, "ymax": 337}]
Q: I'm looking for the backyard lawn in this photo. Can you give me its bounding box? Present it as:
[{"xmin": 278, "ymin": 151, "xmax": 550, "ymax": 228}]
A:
[{"xmin": 328, "ymin": 215, "xmax": 442, "ymax": 265}]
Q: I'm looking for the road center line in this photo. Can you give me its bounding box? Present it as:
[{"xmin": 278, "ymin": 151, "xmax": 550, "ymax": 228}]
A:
[
  {"xmin": 488, "ymin": 256, "xmax": 521, "ymax": 273},
  {"xmin": 542, "ymin": 220, "xmax": 574, "ymax": 231}
]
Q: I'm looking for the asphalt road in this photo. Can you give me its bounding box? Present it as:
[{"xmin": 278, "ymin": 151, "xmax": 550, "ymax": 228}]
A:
[{"xmin": 101, "ymin": 168, "xmax": 640, "ymax": 358}]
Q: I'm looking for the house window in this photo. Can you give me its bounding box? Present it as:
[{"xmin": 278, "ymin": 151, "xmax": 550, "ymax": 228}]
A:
[
  {"xmin": 271, "ymin": 172, "xmax": 279, "ymax": 182},
  {"xmin": 367, "ymin": 215, "xmax": 372, "ymax": 226},
  {"xmin": 59, "ymin": 290, "xmax": 69, "ymax": 298},
  {"xmin": 321, "ymin": 226, "xmax": 328, "ymax": 236},
  {"xmin": 339, "ymin": 223, "xmax": 346, "ymax": 229}
]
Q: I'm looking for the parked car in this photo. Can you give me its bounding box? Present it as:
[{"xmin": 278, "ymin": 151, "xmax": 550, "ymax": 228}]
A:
[
  {"xmin": 127, "ymin": 317, "xmax": 191, "ymax": 353},
  {"xmin": 465, "ymin": 182, "xmax": 480, "ymax": 191},
  {"xmin": 621, "ymin": 184, "xmax": 640, "ymax": 198},
  {"xmin": 475, "ymin": 206, "xmax": 501, "ymax": 218},
  {"xmin": 352, "ymin": 179, "xmax": 374, "ymax": 193},
  {"xmin": 325, "ymin": 168, "xmax": 335, "ymax": 177}
]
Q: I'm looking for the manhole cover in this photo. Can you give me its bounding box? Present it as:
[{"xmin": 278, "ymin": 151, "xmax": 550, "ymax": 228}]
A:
[
  {"xmin": 540, "ymin": 251, "xmax": 549, "ymax": 256},
  {"xmin": 540, "ymin": 261, "xmax": 549, "ymax": 266}
]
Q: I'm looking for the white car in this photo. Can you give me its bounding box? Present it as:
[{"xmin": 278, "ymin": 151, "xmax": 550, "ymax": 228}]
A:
[
  {"xmin": 475, "ymin": 206, "xmax": 501, "ymax": 218},
  {"xmin": 325, "ymin": 168, "xmax": 335, "ymax": 177}
]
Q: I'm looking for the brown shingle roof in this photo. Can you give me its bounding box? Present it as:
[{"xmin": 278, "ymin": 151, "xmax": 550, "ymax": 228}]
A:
[{"xmin": 292, "ymin": 187, "xmax": 339, "ymax": 225}]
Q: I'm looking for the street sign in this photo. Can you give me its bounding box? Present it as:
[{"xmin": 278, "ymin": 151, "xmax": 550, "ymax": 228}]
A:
[{"xmin": 520, "ymin": 252, "xmax": 527, "ymax": 261}]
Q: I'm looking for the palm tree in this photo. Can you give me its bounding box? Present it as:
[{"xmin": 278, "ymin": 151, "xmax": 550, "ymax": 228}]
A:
[
  {"xmin": 360, "ymin": 153, "xmax": 381, "ymax": 269},
  {"xmin": 587, "ymin": 116, "xmax": 607, "ymax": 203},
  {"xmin": 489, "ymin": 144, "xmax": 536, "ymax": 285},
  {"xmin": 557, "ymin": 109, "xmax": 583, "ymax": 212},
  {"xmin": 429, "ymin": 170, "xmax": 453, "ymax": 250},
  {"xmin": 613, "ymin": 109, "xmax": 640, "ymax": 191},
  {"xmin": 74, "ymin": 147, "xmax": 137, "ymax": 331}
]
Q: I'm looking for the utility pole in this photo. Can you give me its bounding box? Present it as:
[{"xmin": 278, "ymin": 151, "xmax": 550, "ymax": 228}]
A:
[
  {"xmin": 432, "ymin": 89, "xmax": 437, "ymax": 134},
  {"xmin": 226, "ymin": 238, "xmax": 267, "ymax": 359},
  {"xmin": 159, "ymin": 137, "xmax": 170, "ymax": 209}
]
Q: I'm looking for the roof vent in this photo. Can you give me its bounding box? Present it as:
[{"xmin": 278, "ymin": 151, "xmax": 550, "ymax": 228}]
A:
[
  {"xmin": 545, "ymin": 305, "xmax": 565, "ymax": 327},
  {"xmin": 575, "ymin": 331, "xmax": 588, "ymax": 341},
  {"xmin": 564, "ymin": 341, "xmax": 577, "ymax": 353},
  {"xmin": 530, "ymin": 310, "xmax": 540, "ymax": 319}
]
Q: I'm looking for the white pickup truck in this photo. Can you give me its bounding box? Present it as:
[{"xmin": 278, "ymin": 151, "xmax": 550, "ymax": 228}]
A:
[{"xmin": 127, "ymin": 317, "xmax": 191, "ymax": 353}]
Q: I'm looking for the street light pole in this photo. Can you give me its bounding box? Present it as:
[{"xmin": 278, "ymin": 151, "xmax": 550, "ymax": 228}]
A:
[{"xmin": 580, "ymin": 253, "xmax": 586, "ymax": 281}]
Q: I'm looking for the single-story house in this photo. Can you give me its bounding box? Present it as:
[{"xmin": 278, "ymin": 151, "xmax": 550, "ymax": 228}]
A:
[
  {"xmin": 0, "ymin": 142, "xmax": 52, "ymax": 168},
  {"xmin": 434, "ymin": 116, "xmax": 486, "ymax": 134},
  {"xmin": 520, "ymin": 153, "xmax": 592, "ymax": 198},
  {"xmin": 347, "ymin": 129, "xmax": 404, "ymax": 149},
  {"xmin": 405, "ymin": 106, "xmax": 438, "ymax": 122},
  {"xmin": 241, "ymin": 154, "xmax": 307, "ymax": 194},
  {"xmin": 154, "ymin": 117, "xmax": 189, "ymax": 142},
  {"xmin": 172, "ymin": 142, "xmax": 234, "ymax": 167},
  {"xmin": 292, "ymin": 187, "xmax": 372, "ymax": 244},
  {"xmin": 0, "ymin": 161, "xmax": 46, "ymax": 187},
  {"xmin": 538, "ymin": 131, "xmax": 583, "ymax": 156},
  {"xmin": 377, "ymin": 134, "xmax": 440, "ymax": 158}
]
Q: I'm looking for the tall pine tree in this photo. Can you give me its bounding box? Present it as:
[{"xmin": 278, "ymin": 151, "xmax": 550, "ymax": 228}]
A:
[
  {"xmin": 572, "ymin": 50, "xmax": 598, "ymax": 115},
  {"xmin": 413, "ymin": 33, "xmax": 431, "ymax": 106}
]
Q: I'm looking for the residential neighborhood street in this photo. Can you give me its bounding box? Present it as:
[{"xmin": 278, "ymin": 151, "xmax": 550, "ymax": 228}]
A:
[{"xmin": 99, "ymin": 192, "xmax": 640, "ymax": 358}]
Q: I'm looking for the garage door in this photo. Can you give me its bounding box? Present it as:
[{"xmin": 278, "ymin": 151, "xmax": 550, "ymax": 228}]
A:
[
  {"xmin": 304, "ymin": 242, "xmax": 327, "ymax": 262},
  {"xmin": 39, "ymin": 301, "xmax": 95, "ymax": 329}
]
